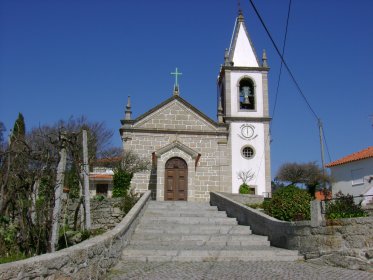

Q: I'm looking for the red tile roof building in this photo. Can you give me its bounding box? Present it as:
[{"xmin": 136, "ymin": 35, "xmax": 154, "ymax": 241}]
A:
[
  {"xmin": 326, "ymin": 147, "xmax": 373, "ymax": 205},
  {"xmin": 326, "ymin": 146, "xmax": 373, "ymax": 167}
]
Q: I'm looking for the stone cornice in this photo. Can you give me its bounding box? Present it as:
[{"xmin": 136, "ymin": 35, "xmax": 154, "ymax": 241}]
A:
[
  {"xmin": 120, "ymin": 127, "xmax": 229, "ymax": 136},
  {"xmin": 224, "ymin": 116, "xmax": 272, "ymax": 123},
  {"xmin": 222, "ymin": 66, "xmax": 269, "ymax": 72},
  {"xmin": 120, "ymin": 120, "xmax": 135, "ymax": 125},
  {"xmin": 155, "ymin": 140, "xmax": 200, "ymax": 159},
  {"xmin": 218, "ymin": 66, "xmax": 270, "ymax": 83}
]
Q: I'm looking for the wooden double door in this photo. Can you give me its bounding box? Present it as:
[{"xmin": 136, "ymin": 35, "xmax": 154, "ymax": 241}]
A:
[{"xmin": 164, "ymin": 157, "xmax": 188, "ymax": 201}]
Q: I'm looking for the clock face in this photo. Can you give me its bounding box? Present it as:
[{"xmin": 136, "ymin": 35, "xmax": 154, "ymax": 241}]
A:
[{"xmin": 241, "ymin": 125, "xmax": 255, "ymax": 139}]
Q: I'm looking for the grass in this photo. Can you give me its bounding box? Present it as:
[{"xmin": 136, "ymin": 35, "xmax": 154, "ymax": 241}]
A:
[{"xmin": 0, "ymin": 252, "xmax": 27, "ymax": 264}]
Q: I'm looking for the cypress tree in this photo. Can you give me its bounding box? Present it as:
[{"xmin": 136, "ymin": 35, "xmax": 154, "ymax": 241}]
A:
[{"xmin": 11, "ymin": 113, "xmax": 26, "ymax": 143}]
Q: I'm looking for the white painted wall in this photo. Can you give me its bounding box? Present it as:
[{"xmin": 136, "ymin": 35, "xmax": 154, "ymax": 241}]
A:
[
  {"xmin": 329, "ymin": 158, "xmax": 373, "ymax": 200},
  {"xmin": 229, "ymin": 72, "xmax": 264, "ymax": 117},
  {"xmin": 231, "ymin": 23, "xmax": 259, "ymax": 67},
  {"xmin": 230, "ymin": 122, "xmax": 267, "ymax": 195}
]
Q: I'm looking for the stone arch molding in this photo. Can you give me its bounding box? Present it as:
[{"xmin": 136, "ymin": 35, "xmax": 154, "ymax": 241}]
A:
[
  {"xmin": 236, "ymin": 75, "xmax": 257, "ymax": 89},
  {"xmin": 154, "ymin": 141, "xmax": 200, "ymax": 201}
]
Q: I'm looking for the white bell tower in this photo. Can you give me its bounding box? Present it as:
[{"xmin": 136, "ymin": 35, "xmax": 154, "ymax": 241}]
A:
[{"xmin": 217, "ymin": 11, "xmax": 271, "ymax": 196}]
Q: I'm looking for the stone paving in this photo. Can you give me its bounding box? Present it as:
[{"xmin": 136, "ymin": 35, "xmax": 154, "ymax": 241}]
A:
[{"xmin": 107, "ymin": 261, "xmax": 373, "ymax": 280}]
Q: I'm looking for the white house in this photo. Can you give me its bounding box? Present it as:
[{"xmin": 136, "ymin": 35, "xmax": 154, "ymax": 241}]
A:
[
  {"xmin": 326, "ymin": 146, "xmax": 373, "ymax": 205},
  {"xmin": 89, "ymin": 166, "xmax": 114, "ymax": 198}
]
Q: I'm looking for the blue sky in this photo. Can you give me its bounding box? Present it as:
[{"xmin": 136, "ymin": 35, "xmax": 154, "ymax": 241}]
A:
[{"xmin": 1, "ymin": 0, "xmax": 372, "ymax": 177}]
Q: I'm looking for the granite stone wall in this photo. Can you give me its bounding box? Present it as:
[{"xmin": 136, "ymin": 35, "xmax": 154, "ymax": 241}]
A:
[
  {"xmin": 210, "ymin": 192, "xmax": 373, "ymax": 271},
  {"xmin": 121, "ymin": 98, "xmax": 231, "ymax": 202},
  {"xmin": 61, "ymin": 198, "xmax": 124, "ymax": 231},
  {"xmin": 124, "ymin": 133, "xmax": 231, "ymax": 201},
  {"xmin": 0, "ymin": 191, "xmax": 151, "ymax": 280}
]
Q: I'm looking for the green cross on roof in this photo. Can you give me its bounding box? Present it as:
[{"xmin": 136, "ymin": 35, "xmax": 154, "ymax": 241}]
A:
[{"xmin": 171, "ymin": 67, "xmax": 182, "ymax": 87}]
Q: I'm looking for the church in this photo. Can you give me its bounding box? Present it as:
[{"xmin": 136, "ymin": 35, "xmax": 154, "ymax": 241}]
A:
[{"xmin": 120, "ymin": 12, "xmax": 271, "ymax": 201}]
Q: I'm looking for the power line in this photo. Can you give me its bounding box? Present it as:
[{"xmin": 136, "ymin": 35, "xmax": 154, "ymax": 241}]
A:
[
  {"xmin": 322, "ymin": 127, "xmax": 332, "ymax": 162},
  {"xmin": 249, "ymin": 0, "xmax": 319, "ymax": 121},
  {"xmin": 271, "ymin": 0, "xmax": 292, "ymax": 122},
  {"xmin": 256, "ymin": 0, "xmax": 292, "ymax": 184},
  {"xmin": 248, "ymin": 0, "xmax": 333, "ymax": 165}
]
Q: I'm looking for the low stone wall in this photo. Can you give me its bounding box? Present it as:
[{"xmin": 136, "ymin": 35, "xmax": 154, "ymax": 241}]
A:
[
  {"xmin": 217, "ymin": 192, "xmax": 264, "ymax": 205},
  {"xmin": 0, "ymin": 190, "xmax": 152, "ymax": 280},
  {"xmin": 210, "ymin": 192, "xmax": 373, "ymax": 271},
  {"xmin": 61, "ymin": 198, "xmax": 124, "ymax": 231}
]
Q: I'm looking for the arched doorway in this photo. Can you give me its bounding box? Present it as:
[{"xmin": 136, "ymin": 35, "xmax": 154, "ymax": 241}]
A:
[{"xmin": 164, "ymin": 157, "xmax": 188, "ymax": 201}]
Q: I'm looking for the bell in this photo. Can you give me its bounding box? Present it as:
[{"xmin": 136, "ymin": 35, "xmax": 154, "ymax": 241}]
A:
[{"xmin": 241, "ymin": 86, "xmax": 251, "ymax": 105}]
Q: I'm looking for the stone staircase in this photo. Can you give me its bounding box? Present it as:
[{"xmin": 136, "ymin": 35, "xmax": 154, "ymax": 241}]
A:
[{"xmin": 120, "ymin": 201, "xmax": 302, "ymax": 262}]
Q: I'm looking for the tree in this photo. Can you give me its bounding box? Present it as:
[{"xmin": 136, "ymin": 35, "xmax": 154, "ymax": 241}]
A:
[
  {"xmin": 237, "ymin": 170, "xmax": 255, "ymax": 186},
  {"xmin": 0, "ymin": 121, "xmax": 5, "ymax": 146},
  {"xmin": 0, "ymin": 122, "xmax": 6, "ymax": 166},
  {"xmin": 11, "ymin": 113, "xmax": 25, "ymax": 143},
  {"xmin": 111, "ymin": 150, "xmax": 150, "ymax": 197},
  {"xmin": 120, "ymin": 150, "xmax": 151, "ymax": 174},
  {"xmin": 0, "ymin": 116, "xmax": 115, "ymax": 258},
  {"xmin": 237, "ymin": 170, "xmax": 255, "ymax": 194},
  {"xmin": 50, "ymin": 131, "xmax": 67, "ymax": 252},
  {"xmin": 276, "ymin": 162, "xmax": 332, "ymax": 198}
]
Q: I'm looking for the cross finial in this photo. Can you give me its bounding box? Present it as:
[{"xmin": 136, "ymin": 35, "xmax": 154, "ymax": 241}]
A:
[
  {"xmin": 171, "ymin": 67, "xmax": 182, "ymax": 96},
  {"xmin": 171, "ymin": 67, "xmax": 182, "ymax": 87}
]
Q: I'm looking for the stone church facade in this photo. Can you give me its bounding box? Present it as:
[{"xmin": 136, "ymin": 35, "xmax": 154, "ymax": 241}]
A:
[{"xmin": 120, "ymin": 12, "xmax": 271, "ymax": 201}]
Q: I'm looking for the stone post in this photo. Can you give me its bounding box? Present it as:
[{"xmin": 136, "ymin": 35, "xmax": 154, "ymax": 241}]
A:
[{"xmin": 310, "ymin": 200, "xmax": 324, "ymax": 227}]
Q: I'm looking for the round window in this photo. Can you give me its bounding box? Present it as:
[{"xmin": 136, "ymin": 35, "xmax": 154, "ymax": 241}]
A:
[{"xmin": 241, "ymin": 146, "xmax": 255, "ymax": 159}]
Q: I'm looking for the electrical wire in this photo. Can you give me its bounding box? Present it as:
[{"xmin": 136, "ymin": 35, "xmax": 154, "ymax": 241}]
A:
[
  {"xmin": 323, "ymin": 129, "xmax": 332, "ymax": 162},
  {"xmin": 255, "ymin": 0, "xmax": 292, "ymax": 186},
  {"xmin": 249, "ymin": 0, "xmax": 319, "ymax": 121},
  {"xmin": 271, "ymin": 0, "xmax": 292, "ymax": 122},
  {"xmin": 248, "ymin": 0, "xmax": 333, "ymax": 164}
]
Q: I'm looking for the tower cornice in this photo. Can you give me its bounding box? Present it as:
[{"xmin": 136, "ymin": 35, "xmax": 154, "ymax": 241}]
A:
[
  {"xmin": 222, "ymin": 66, "xmax": 270, "ymax": 72},
  {"xmin": 217, "ymin": 65, "xmax": 269, "ymax": 84}
]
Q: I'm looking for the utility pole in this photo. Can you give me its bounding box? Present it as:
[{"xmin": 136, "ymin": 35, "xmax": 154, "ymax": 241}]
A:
[
  {"xmin": 318, "ymin": 118, "xmax": 326, "ymax": 177},
  {"xmin": 82, "ymin": 130, "xmax": 91, "ymax": 230}
]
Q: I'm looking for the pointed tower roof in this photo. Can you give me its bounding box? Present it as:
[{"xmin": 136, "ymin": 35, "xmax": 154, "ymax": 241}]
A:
[{"xmin": 228, "ymin": 11, "xmax": 260, "ymax": 67}]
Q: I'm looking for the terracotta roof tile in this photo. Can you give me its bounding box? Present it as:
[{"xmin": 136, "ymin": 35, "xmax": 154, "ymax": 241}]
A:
[
  {"xmin": 326, "ymin": 146, "xmax": 373, "ymax": 167},
  {"xmin": 89, "ymin": 174, "xmax": 113, "ymax": 179}
]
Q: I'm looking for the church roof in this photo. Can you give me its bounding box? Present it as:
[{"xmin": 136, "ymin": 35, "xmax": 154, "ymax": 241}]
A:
[
  {"xmin": 326, "ymin": 146, "xmax": 373, "ymax": 167},
  {"xmin": 120, "ymin": 95, "xmax": 228, "ymax": 135}
]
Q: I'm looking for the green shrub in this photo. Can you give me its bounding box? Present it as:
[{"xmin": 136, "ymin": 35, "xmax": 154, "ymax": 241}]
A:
[
  {"xmin": 239, "ymin": 184, "xmax": 254, "ymax": 194},
  {"xmin": 120, "ymin": 190, "xmax": 139, "ymax": 215},
  {"xmin": 325, "ymin": 191, "xmax": 368, "ymax": 219},
  {"xmin": 94, "ymin": 195, "xmax": 105, "ymax": 201},
  {"xmin": 263, "ymin": 185, "xmax": 312, "ymax": 221},
  {"xmin": 112, "ymin": 169, "xmax": 133, "ymax": 197}
]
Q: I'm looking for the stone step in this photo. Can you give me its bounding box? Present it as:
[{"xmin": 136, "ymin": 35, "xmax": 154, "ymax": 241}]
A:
[
  {"xmin": 126, "ymin": 242, "xmax": 271, "ymax": 250},
  {"xmin": 119, "ymin": 201, "xmax": 302, "ymax": 264},
  {"xmin": 129, "ymin": 236, "xmax": 270, "ymax": 247},
  {"xmin": 147, "ymin": 202, "xmax": 217, "ymax": 210},
  {"xmin": 143, "ymin": 210, "xmax": 227, "ymax": 218},
  {"xmin": 121, "ymin": 248, "xmax": 302, "ymax": 262},
  {"xmin": 135, "ymin": 224, "xmax": 252, "ymax": 235},
  {"xmin": 139, "ymin": 216, "xmax": 237, "ymax": 225},
  {"xmin": 130, "ymin": 233, "xmax": 264, "ymax": 243}
]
